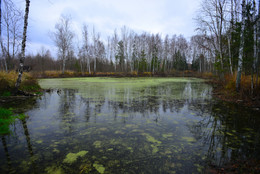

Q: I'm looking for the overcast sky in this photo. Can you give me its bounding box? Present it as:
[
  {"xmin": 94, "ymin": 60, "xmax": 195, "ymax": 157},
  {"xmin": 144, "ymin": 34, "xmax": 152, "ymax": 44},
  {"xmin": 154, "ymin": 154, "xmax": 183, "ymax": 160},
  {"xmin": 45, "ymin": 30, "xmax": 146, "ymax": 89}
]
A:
[{"xmin": 15, "ymin": 0, "xmax": 201, "ymax": 56}]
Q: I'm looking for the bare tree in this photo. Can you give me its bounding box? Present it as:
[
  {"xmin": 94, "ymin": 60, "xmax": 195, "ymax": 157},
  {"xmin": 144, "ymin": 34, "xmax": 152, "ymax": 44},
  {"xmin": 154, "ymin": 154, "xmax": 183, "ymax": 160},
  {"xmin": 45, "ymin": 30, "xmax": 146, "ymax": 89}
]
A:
[
  {"xmin": 195, "ymin": 0, "xmax": 229, "ymax": 76},
  {"xmin": 112, "ymin": 29, "xmax": 119, "ymax": 71},
  {"xmin": 15, "ymin": 0, "xmax": 30, "ymax": 90},
  {"xmin": 82, "ymin": 24, "xmax": 91, "ymax": 74},
  {"xmin": 52, "ymin": 15, "xmax": 74, "ymax": 74},
  {"xmin": 0, "ymin": 0, "xmax": 22, "ymax": 72},
  {"xmin": 2, "ymin": 0, "xmax": 22, "ymax": 71}
]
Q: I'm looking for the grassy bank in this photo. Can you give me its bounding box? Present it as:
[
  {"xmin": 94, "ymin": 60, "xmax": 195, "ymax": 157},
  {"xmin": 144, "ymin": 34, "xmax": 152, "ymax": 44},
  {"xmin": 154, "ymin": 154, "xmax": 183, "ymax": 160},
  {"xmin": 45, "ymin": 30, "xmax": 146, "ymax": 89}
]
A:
[
  {"xmin": 2, "ymin": 70, "xmax": 258, "ymax": 108},
  {"xmin": 0, "ymin": 71, "xmax": 41, "ymax": 96}
]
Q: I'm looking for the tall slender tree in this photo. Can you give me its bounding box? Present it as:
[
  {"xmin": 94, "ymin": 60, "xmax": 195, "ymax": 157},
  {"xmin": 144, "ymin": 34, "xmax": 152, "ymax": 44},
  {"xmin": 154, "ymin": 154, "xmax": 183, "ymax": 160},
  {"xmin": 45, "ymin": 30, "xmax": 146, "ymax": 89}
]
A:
[
  {"xmin": 236, "ymin": 0, "xmax": 246, "ymax": 92},
  {"xmin": 15, "ymin": 0, "xmax": 30, "ymax": 90},
  {"xmin": 52, "ymin": 15, "xmax": 74, "ymax": 74}
]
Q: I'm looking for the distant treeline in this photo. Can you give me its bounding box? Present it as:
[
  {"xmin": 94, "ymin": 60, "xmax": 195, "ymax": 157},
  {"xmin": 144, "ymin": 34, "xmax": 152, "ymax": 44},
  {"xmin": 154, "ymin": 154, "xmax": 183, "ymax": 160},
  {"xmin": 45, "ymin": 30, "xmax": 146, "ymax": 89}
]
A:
[{"xmin": 0, "ymin": 0, "xmax": 260, "ymax": 86}]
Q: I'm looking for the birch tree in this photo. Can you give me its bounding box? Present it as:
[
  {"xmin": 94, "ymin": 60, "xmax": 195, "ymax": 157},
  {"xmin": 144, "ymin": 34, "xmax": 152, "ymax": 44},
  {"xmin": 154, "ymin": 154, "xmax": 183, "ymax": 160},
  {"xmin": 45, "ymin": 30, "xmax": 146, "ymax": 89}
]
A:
[
  {"xmin": 0, "ymin": 0, "xmax": 22, "ymax": 72},
  {"xmin": 2, "ymin": 0, "xmax": 22, "ymax": 70},
  {"xmin": 52, "ymin": 15, "xmax": 74, "ymax": 74},
  {"xmin": 82, "ymin": 24, "xmax": 91, "ymax": 74},
  {"xmin": 15, "ymin": 0, "xmax": 30, "ymax": 90},
  {"xmin": 195, "ymin": 0, "xmax": 229, "ymax": 75},
  {"xmin": 236, "ymin": 0, "xmax": 246, "ymax": 92}
]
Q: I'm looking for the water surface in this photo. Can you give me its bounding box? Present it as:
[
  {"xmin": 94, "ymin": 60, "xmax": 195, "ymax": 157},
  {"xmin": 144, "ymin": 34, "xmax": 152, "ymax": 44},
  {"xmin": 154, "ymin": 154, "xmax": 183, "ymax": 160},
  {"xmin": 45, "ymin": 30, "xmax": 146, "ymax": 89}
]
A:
[{"xmin": 1, "ymin": 77, "xmax": 260, "ymax": 173}]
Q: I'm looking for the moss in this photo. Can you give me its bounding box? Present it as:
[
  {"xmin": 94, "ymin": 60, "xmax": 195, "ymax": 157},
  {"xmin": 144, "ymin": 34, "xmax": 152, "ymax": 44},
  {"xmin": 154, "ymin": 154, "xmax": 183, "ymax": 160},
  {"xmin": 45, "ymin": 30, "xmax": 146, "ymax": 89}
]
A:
[
  {"xmin": 63, "ymin": 150, "xmax": 88, "ymax": 164},
  {"xmin": 93, "ymin": 162, "xmax": 105, "ymax": 174}
]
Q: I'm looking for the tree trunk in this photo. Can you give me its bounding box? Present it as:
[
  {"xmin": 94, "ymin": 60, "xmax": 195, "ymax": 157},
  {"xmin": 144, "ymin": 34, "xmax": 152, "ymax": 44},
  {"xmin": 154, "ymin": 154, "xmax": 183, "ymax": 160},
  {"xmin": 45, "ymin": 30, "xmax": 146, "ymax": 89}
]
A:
[
  {"xmin": 62, "ymin": 55, "xmax": 65, "ymax": 74},
  {"xmin": 255, "ymin": 0, "xmax": 260, "ymax": 92},
  {"xmin": 229, "ymin": 0, "xmax": 234, "ymax": 76},
  {"xmin": 236, "ymin": 0, "xmax": 245, "ymax": 92},
  {"xmin": 94, "ymin": 57, "xmax": 96, "ymax": 73},
  {"xmin": 0, "ymin": 0, "xmax": 7, "ymax": 72},
  {"xmin": 88, "ymin": 57, "xmax": 90, "ymax": 74},
  {"xmin": 228, "ymin": 36, "xmax": 233, "ymax": 75},
  {"xmin": 252, "ymin": 0, "xmax": 257, "ymax": 95},
  {"xmin": 15, "ymin": 0, "xmax": 30, "ymax": 90}
]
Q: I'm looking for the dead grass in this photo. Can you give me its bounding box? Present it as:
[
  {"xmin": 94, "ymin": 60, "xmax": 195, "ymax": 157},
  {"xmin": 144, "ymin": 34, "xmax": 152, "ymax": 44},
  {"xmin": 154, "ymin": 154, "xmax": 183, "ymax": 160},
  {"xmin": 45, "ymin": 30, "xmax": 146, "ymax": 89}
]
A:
[
  {"xmin": 0, "ymin": 71, "xmax": 41, "ymax": 95},
  {"xmin": 212, "ymin": 72, "xmax": 260, "ymax": 107},
  {"xmin": 34, "ymin": 71, "xmax": 157, "ymax": 78}
]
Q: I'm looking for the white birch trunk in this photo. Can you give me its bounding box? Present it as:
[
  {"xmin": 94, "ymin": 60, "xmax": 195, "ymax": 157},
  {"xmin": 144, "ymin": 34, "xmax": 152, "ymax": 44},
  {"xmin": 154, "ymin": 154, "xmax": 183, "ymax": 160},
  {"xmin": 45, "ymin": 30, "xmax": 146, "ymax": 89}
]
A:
[
  {"xmin": 252, "ymin": 0, "xmax": 257, "ymax": 94},
  {"xmin": 236, "ymin": 0, "xmax": 245, "ymax": 92},
  {"xmin": 15, "ymin": 0, "xmax": 30, "ymax": 90},
  {"xmin": 227, "ymin": 37, "xmax": 233, "ymax": 75}
]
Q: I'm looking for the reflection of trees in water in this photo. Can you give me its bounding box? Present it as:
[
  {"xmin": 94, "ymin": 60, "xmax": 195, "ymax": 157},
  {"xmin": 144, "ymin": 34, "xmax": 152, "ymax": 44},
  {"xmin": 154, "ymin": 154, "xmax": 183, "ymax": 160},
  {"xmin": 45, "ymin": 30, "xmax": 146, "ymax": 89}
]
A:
[
  {"xmin": 58, "ymin": 89, "xmax": 78, "ymax": 134},
  {"xmin": 76, "ymin": 82, "xmax": 212, "ymax": 121},
  {"xmin": 21, "ymin": 118, "xmax": 37, "ymax": 173},
  {"xmin": 0, "ymin": 118, "xmax": 36, "ymax": 173},
  {"xmin": 0, "ymin": 97, "xmax": 38, "ymax": 113},
  {"xmin": 21, "ymin": 119, "xmax": 34, "ymax": 158},
  {"xmin": 188, "ymin": 101, "xmax": 260, "ymax": 167},
  {"xmin": 1, "ymin": 136, "xmax": 12, "ymax": 173},
  {"xmin": 84, "ymin": 99, "xmax": 91, "ymax": 122}
]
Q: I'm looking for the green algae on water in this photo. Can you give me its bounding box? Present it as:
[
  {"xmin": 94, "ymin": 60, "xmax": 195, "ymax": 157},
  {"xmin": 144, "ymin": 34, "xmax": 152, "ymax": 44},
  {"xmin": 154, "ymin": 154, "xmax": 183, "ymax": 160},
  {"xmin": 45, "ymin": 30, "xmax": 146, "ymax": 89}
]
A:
[
  {"xmin": 93, "ymin": 162, "xmax": 105, "ymax": 174},
  {"xmin": 45, "ymin": 166, "xmax": 64, "ymax": 174},
  {"xmin": 182, "ymin": 137, "xmax": 196, "ymax": 143},
  {"xmin": 142, "ymin": 133, "xmax": 162, "ymax": 144},
  {"xmin": 63, "ymin": 151, "xmax": 88, "ymax": 164},
  {"xmin": 93, "ymin": 141, "xmax": 102, "ymax": 148},
  {"xmin": 39, "ymin": 77, "xmax": 211, "ymax": 102}
]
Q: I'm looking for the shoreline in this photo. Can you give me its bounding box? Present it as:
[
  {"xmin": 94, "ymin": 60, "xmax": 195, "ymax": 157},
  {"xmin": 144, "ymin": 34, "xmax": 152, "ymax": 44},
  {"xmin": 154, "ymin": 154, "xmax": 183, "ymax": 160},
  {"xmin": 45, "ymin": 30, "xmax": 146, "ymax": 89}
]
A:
[{"xmin": 1, "ymin": 72, "xmax": 259, "ymax": 110}]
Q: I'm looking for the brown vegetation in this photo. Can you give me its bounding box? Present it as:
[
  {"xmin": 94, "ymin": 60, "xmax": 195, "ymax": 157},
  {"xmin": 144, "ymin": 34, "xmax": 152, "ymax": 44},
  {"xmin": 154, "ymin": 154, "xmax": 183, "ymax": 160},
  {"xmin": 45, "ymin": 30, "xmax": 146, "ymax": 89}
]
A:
[
  {"xmin": 210, "ymin": 73, "xmax": 260, "ymax": 108},
  {"xmin": 0, "ymin": 71, "xmax": 41, "ymax": 96},
  {"xmin": 31, "ymin": 70, "xmax": 215, "ymax": 79}
]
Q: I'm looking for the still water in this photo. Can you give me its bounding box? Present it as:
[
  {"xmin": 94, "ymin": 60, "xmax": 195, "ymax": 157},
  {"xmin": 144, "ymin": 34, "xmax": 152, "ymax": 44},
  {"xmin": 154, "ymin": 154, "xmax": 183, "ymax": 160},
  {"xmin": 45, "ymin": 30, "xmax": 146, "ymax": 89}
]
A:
[{"xmin": 0, "ymin": 77, "xmax": 260, "ymax": 173}]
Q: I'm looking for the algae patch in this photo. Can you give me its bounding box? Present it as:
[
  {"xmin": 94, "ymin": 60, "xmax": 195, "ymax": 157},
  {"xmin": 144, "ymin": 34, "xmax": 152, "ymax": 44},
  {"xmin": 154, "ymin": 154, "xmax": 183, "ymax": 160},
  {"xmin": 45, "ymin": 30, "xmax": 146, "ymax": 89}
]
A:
[
  {"xmin": 93, "ymin": 162, "xmax": 105, "ymax": 174},
  {"xmin": 63, "ymin": 151, "xmax": 88, "ymax": 164},
  {"xmin": 45, "ymin": 166, "xmax": 64, "ymax": 174},
  {"xmin": 142, "ymin": 133, "xmax": 162, "ymax": 144},
  {"xmin": 142, "ymin": 133, "xmax": 161, "ymax": 154},
  {"xmin": 182, "ymin": 137, "xmax": 196, "ymax": 142},
  {"xmin": 93, "ymin": 141, "xmax": 102, "ymax": 148}
]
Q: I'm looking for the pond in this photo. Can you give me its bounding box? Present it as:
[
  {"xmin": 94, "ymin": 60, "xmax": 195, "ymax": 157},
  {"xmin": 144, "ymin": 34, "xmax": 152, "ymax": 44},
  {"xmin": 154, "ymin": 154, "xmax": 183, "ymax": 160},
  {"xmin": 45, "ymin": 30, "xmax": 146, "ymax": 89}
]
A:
[{"xmin": 0, "ymin": 77, "xmax": 260, "ymax": 173}]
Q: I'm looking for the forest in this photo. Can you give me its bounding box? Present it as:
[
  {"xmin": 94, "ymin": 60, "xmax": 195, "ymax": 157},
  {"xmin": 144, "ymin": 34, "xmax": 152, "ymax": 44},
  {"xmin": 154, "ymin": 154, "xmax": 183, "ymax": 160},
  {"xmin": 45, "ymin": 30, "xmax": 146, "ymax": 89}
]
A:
[
  {"xmin": 0, "ymin": 0, "xmax": 260, "ymax": 101},
  {"xmin": 1, "ymin": 0, "xmax": 260, "ymax": 173}
]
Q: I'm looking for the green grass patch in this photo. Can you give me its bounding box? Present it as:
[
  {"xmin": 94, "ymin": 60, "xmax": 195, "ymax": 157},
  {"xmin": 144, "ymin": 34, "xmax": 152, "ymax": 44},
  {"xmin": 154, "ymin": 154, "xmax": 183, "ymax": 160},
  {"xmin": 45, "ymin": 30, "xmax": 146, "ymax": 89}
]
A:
[
  {"xmin": 1, "ymin": 91, "xmax": 11, "ymax": 97},
  {"xmin": 0, "ymin": 107, "xmax": 28, "ymax": 135}
]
